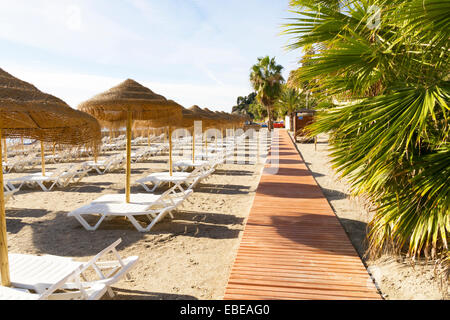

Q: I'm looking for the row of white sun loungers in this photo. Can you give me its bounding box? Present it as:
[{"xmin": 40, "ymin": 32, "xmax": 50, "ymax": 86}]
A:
[
  {"xmin": 67, "ymin": 145, "xmax": 233, "ymax": 232},
  {"xmin": 131, "ymin": 134, "xmax": 166, "ymax": 145},
  {"xmin": 3, "ymin": 147, "xmax": 99, "ymax": 173},
  {"xmin": 102, "ymin": 135, "xmax": 166, "ymax": 152},
  {"xmin": 84, "ymin": 154, "xmax": 127, "ymax": 175},
  {"xmin": 2, "ymin": 154, "xmax": 40, "ymax": 173},
  {"xmin": 2, "ymin": 146, "xmax": 163, "ymax": 191},
  {"xmin": 3, "ymin": 133, "xmax": 259, "ymax": 193},
  {"xmin": 101, "ymin": 140, "xmax": 127, "ymax": 152},
  {"xmin": 131, "ymin": 144, "xmax": 168, "ymax": 163},
  {"xmin": 1, "ymin": 238, "xmax": 138, "ymax": 300},
  {"xmin": 5, "ymin": 153, "xmax": 127, "ymax": 192}
]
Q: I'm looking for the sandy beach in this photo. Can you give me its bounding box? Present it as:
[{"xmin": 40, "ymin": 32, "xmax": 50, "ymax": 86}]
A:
[
  {"xmin": 4, "ymin": 132, "xmax": 447, "ymax": 300},
  {"xmin": 4, "ymin": 141, "xmax": 264, "ymax": 300},
  {"xmin": 292, "ymin": 132, "xmax": 449, "ymax": 300}
]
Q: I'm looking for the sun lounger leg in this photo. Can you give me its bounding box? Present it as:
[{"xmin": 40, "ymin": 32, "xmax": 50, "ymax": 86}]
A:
[
  {"xmin": 149, "ymin": 182, "xmax": 160, "ymax": 192},
  {"xmin": 144, "ymin": 207, "xmax": 174, "ymax": 232},
  {"xmin": 47, "ymin": 181, "xmax": 59, "ymax": 191},
  {"xmin": 37, "ymin": 181, "xmax": 50, "ymax": 192},
  {"xmin": 125, "ymin": 215, "xmax": 147, "ymax": 232},
  {"xmin": 72, "ymin": 213, "xmax": 106, "ymax": 231},
  {"xmin": 137, "ymin": 182, "xmax": 152, "ymax": 193}
]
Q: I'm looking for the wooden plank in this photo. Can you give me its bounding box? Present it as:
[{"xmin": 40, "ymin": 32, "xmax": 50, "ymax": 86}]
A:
[{"xmin": 223, "ymin": 130, "xmax": 380, "ymax": 300}]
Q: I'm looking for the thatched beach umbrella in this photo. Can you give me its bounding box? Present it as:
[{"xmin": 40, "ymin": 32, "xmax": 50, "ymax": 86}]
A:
[
  {"xmin": 215, "ymin": 111, "xmax": 234, "ymax": 138},
  {"xmin": 0, "ymin": 67, "xmax": 101, "ymax": 286},
  {"xmin": 188, "ymin": 105, "xmax": 216, "ymax": 129},
  {"xmin": 232, "ymin": 113, "xmax": 246, "ymax": 128},
  {"xmin": 134, "ymin": 106, "xmax": 197, "ymax": 164},
  {"xmin": 202, "ymin": 108, "xmax": 226, "ymax": 128},
  {"xmin": 78, "ymin": 79, "xmax": 182, "ymax": 201},
  {"xmin": 177, "ymin": 107, "xmax": 197, "ymax": 162},
  {"xmin": 201, "ymin": 108, "xmax": 228, "ymax": 144},
  {"xmin": 187, "ymin": 105, "xmax": 219, "ymax": 159},
  {"xmin": 136, "ymin": 100, "xmax": 185, "ymax": 176}
]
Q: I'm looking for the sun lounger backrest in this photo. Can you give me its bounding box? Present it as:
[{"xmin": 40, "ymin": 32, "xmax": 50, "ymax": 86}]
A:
[
  {"xmin": 50, "ymin": 165, "xmax": 73, "ymax": 177},
  {"xmin": 38, "ymin": 265, "xmax": 84, "ymax": 300}
]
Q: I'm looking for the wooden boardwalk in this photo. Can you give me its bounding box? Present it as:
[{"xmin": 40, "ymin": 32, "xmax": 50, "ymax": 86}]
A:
[{"xmin": 224, "ymin": 130, "xmax": 381, "ymax": 300}]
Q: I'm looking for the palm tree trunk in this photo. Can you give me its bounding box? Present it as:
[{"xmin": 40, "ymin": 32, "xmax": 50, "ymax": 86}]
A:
[{"xmin": 266, "ymin": 105, "xmax": 273, "ymax": 131}]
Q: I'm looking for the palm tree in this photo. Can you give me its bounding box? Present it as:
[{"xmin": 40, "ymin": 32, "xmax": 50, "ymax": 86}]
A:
[
  {"xmin": 250, "ymin": 56, "xmax": 285, "ymax": 130},
  {"xmin": 275, "ymin": 85, "xmax": 303, "ymax": 118},
  {"xmin": 248, "ymin": 102, "xmax": 267, "ymax": 122},
  {"xmin": 283, "ymin": 0, "xmax": 449, "ymax": 260}
]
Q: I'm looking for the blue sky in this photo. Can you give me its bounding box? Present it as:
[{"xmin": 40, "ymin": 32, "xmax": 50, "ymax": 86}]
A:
[{"xmin": 0, "ymin": 0, "xmax": 302, "ymax": 111}]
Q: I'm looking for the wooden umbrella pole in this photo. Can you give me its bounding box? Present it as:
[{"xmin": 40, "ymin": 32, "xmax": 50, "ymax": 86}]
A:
[
  {"xmin": 169, "ymin": 126, "xmax": 173, "ymax": 176},
  {"xmin": 192, "ymin": 129, "xmax": 195, "ymax": 163},
  {"xmin": 147, "ymin": 128, "xmax": 151, "ymax": 146},
  {"xmin": 41, "ymin": 141, "xmax": 45, "ymax": 176},
  {"xmin": 2, "ymin": 138, "xmax": 6, "ymax": 163},
  {"xmin": 93, "ymin": 141, "xmax": 98, "ymax": 164},
  {"xmin": 126, "ymin": 111, "xmax": 132, "ymax": 203},
  {"xmin": 0, "ymin": 130, "xmax": 11, "ymax": 286}
]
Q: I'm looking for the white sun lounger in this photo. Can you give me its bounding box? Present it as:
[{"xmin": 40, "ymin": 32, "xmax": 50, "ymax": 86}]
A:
[
  {"xmin": 135, "ymin": 165, "xmax": 210, "ymax": 192},
  {"xmin": 67, "ymin": 183, "xmax": 193, "ymax": 232},
  {"xmin": 5, "ymin": 258, "xmax": 105, "ymax": 300},
  {"xmin": 6, "ymin": 163, "xmax": 90, "ymax": 192},
  {"xmin": 173, "ymin": 159, "xmax": 210, "ymax": 172},
  {"xmin": 8, "ymin": 238, "xmax": 137, "ymax": 299},
  {"xmin": 2, "ymin": 154, "xmax": 37, "ymax": 173},
  {"xmin": 131, "ymin": 146, "xmax": 162, "ymax": 163},
  {"xmin": 84, "ymin": 154, "xmax": 126, "ymax": 174}
]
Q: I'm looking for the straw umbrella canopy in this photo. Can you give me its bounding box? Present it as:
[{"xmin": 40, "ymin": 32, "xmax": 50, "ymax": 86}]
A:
[
  {"xmin": 137, "ymin": 100, "xmax": 187, "ymax": 176},
  {"xmin": 201, "ymin": 108, "xmax": 229, "ymax": 143},
  {"xmin": 176, "ymin": 107, "xmax": 197, "ymax": 161},
  {"xmin": 185, "ymin": 106, "xmax": 221, "ymax": 161},
  {"xmin": 78, "ymin": 79, "xmax": 182, "ymax": 201},
  {"xmin": 202, "ymin": 108, "xmax": 226, "ymax": 128},
  {"xmin": 219, "ymin": 112, "xmax": 237, "ymax": 140},
  {"xmin": 0, "ymin": 67, "xmax": 102, "ymax": 287},
  {"xmin": 188, "ymin": 105, "xmax": 217, "ymax": 129},
  {"xmin": 234, "ymin": 113, "xmax": 248, "ymax": 128},
  {"xmin": 228, "ymin": 112, "xmax": 241, "ymax": 127},
  {"xmin": 218, "ymin": 112, "xmax": 236, "ymax": 137},
  {"xmin": 147, "ymin": 105, "xmax": 214, "ymax": 166},
  {"xmin": 232, "ymin": 114, "xmax": 244, "ymax": 128}
]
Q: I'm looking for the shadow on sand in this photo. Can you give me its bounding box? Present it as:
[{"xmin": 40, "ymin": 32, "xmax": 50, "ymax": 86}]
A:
[
  {"xmin": 24, "ymin": 206, "xmax": 245, "ymax": 257},
  {"xmin": 194, "ymin": 183, "xmax": 251, "ymax": 195},
  {"xmin": 106, "ymin": 288, "xmax": 198, "ymax": 300}
]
